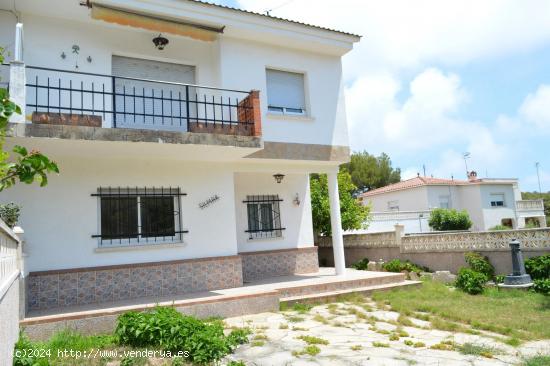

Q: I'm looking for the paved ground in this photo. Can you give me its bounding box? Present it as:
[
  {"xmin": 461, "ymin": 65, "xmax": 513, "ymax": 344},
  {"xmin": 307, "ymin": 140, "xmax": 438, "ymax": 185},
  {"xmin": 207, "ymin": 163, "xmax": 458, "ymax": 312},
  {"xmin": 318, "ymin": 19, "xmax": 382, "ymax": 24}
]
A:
[{"xmin": 222, "ymin": 298, "xmax": 550, "ymax": 366}]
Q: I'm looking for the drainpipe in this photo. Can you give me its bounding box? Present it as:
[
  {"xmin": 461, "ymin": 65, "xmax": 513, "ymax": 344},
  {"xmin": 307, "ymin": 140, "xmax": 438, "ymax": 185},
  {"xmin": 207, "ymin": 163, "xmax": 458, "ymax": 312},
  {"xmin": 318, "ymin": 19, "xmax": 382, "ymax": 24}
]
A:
[{"xmin": 9, "ymin": 22, "xmax": 26, "ymax": 123}]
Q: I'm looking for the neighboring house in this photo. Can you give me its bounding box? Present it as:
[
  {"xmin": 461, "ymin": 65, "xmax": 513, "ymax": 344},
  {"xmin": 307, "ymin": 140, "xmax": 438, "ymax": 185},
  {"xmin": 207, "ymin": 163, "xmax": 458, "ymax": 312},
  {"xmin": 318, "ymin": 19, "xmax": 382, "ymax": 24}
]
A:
[
  {"xmin": 359, "ymin": 172, "xmax": 547, "ymax": 233},
  {"xmin": 0, "ymin": 0, "xmax": 359, "ymax": 312}
]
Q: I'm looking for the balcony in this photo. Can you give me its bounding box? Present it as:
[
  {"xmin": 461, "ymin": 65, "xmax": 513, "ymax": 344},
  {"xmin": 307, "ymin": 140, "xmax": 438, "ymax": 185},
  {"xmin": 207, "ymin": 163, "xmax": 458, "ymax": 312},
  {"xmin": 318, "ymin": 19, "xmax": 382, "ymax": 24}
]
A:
[
  {"xmin": 516, "ymin": 199, "xmax": 544, "ymax": 212},
  {"xmin": 3, "ymin": 64, "xmax": 262, "ymax": 151}
]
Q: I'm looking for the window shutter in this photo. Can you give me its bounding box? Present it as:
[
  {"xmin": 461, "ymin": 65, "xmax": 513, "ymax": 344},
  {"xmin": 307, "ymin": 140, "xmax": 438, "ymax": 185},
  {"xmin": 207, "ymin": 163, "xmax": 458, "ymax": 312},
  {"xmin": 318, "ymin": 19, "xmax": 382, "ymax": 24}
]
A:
[{"xmin": 266, "ymin": 69, "xmax": 305, "ymax": 110}]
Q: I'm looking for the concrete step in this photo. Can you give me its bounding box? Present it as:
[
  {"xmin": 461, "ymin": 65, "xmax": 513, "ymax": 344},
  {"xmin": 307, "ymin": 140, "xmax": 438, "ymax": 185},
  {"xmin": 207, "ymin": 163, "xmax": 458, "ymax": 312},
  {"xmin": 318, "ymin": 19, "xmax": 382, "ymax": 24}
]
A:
[
  {"xmin": 280, "ymin": 280, "xmax": 421, "ymax": 305},
  {"xmin": 275, "ymin": 272, "xmax": 406, "ymax": 298}
]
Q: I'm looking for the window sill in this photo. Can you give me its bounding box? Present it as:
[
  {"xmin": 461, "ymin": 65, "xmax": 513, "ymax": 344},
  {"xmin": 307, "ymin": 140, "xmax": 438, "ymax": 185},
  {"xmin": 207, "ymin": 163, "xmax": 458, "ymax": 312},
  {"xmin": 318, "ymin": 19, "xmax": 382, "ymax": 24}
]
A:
[
  {"xmin": 266, "ymin": 112, "xmax": 315, "ymax": 122},
  {"xmin": 94, "ymin": 241, "xmax": 186, "ymax": 253},
  {"xmin": 247, "ymin": 236, "xmax": 285, "ymax": 243}
]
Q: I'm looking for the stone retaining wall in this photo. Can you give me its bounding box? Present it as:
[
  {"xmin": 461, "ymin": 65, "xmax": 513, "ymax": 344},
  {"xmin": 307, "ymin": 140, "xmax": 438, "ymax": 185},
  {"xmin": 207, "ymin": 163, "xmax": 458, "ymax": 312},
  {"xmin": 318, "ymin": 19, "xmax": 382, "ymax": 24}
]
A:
[{"xmin": 317, "ymin": 227, "xmax": 550, "ymax": 274}]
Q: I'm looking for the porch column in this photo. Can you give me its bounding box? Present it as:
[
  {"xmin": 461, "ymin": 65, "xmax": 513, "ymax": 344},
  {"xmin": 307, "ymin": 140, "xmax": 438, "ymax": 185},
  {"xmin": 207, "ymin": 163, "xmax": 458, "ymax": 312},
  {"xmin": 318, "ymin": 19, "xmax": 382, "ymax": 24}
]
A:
[
  {"xmin": 9, "ymin": 23, "xmax": 25, "ymax": 123},
  {"xmin": 328, "ymin": 171, "xmax": 346, "ymax": 275}
]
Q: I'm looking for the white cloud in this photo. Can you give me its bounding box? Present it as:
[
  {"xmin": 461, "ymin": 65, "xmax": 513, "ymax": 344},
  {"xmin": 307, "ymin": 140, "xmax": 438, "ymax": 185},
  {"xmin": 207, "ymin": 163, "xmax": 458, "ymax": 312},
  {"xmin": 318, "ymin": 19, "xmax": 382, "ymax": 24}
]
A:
[{"xmin": 519, "ymin": 85, "xmax": 550, "ymax": 132}]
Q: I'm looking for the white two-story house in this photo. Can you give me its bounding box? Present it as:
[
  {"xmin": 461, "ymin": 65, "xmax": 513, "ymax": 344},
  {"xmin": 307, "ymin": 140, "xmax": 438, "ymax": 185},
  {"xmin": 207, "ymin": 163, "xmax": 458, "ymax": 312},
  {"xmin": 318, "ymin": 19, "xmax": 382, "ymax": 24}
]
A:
[
  {"xmin": 0, "ymin": 0, "xmax": 359, "ymax": 313},
  {"xmin": 359, "ymin": 172, "xmax": 547, "ymax": 233}
]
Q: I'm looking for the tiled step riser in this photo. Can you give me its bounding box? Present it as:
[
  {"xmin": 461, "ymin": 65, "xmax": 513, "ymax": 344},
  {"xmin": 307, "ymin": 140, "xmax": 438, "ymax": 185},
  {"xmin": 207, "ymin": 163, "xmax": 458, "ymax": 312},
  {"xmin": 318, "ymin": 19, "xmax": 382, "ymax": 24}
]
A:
[
  {"xmin": 277, "ymin": 273, "xmax": 405, "ymax": 298},
  {"xmin": 281, "ymin": 281, "xmax": 421, "ymax": 305}
]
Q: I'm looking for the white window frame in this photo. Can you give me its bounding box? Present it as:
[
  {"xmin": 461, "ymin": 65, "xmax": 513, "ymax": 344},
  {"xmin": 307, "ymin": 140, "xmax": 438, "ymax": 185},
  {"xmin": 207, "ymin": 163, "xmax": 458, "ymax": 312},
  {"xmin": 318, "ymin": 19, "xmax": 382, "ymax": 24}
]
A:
[
  {"xmin": 245, "ymin": 195, "xmax": 284, "ymax": 240},
  {"xmin": 95, "ymin": 187, "xmax": 184, "ymax": 247},
  {"xmin": 387, "ymin": 200, "xmax": 399, "ymax": 211},
  {"xmin": 490, "ymin": 193, "xmax": 506, "ymax": 208},
  {"xmin": 265, "ymin": 68, "xmax": 307, "ymax": 116}
]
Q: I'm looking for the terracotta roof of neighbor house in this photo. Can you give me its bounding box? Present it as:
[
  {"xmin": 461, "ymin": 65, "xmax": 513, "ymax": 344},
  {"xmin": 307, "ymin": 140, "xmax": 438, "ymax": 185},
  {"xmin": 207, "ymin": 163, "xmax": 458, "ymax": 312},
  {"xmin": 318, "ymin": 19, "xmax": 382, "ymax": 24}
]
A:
[
  {"xmin": 185, "ymin": 0, "xmax": 362, "ymax": 38},
  {"xmin": 360, "ymin": 176, "xmax": 470, "ymax": 197}
]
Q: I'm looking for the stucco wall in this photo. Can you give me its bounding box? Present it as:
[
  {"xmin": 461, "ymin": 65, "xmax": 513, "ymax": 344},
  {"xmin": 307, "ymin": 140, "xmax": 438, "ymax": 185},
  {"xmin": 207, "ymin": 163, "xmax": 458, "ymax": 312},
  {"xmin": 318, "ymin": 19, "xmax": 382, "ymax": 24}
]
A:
[{"xmin": 363, "ymin": 186, "xmax": 428, "ymax": 212}]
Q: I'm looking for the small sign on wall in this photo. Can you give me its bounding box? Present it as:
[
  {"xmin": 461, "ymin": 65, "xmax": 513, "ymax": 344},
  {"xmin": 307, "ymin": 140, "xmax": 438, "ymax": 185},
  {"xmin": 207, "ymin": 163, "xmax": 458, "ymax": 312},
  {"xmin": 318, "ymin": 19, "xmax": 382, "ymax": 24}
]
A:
[{"xmin": 199, "ymin": 195, "xmax": 220, "ymax": 209}]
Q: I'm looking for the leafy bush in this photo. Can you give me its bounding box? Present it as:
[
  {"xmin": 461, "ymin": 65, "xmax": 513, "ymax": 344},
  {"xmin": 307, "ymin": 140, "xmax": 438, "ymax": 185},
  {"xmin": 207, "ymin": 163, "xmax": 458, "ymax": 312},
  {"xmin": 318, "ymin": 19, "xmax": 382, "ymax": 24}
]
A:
[
  {"xmin": 465, "ymin": 252, "xmax": 495, "ymax": 280},
  {"xmin": 429, "ymin": 208, "xmax": 473, "ymax": 231},
  {"xmin": 532, "ymin": 279, "xmax": 550, "ymax": 295},
  {"xmin": 525, "ymin": 254, "xmax": 550, "ymax": 280},
  {"xmin": 351, "ymin": 258, "xmax": 370, "ymax": 270},
  {"xmin": 382, "ymin": 259, "xmax": 428, "ymax": 274},
  {"xmin": 455, "ymin": 268, "xmax": 487, "ymax": 295},
  {"xmin": 0, "ymin": 202, "xmax": 21, "ymax": 228},
  {"xmin": 489, "ymin": 225, "xmax": 510, "ymax": 231},
  {"xmin": 115, "ymin": 307, "xmax": 250, "ymax": 364}
]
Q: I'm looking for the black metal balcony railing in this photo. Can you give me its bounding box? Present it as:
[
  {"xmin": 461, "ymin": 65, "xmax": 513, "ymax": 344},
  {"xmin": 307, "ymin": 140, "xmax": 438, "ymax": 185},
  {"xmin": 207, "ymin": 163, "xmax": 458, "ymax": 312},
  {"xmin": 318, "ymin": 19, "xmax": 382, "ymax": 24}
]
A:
[{"xmin": 23, "ymin": 65, "xmax": 256, "ymax": 135}]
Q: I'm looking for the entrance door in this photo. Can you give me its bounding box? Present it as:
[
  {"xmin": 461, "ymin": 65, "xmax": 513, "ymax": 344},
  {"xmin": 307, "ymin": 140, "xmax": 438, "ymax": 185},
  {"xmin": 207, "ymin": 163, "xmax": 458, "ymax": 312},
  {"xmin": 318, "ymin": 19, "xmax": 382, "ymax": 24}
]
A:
[{"xmin": 111, "ymin": 56, "xmax": 196, "ymax": 131}]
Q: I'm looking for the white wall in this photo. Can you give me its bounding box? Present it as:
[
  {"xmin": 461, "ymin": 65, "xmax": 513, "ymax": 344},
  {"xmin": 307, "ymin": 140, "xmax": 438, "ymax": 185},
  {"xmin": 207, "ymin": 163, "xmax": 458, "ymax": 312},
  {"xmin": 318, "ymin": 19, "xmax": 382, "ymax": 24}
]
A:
[
  {"xmin": 234, "ymin": 172, "xmax": 314, "ymax": 253},
  {"xmin": 2, "ymin": 155, "xmax": 242, "ymax": 272},
  {"xmin": 479, "ymin": 184, "xmax": 517, "ymax": 229},
  {"xmin": 363, "ymin": 187, "xmax": 429, "ymax": 212}
]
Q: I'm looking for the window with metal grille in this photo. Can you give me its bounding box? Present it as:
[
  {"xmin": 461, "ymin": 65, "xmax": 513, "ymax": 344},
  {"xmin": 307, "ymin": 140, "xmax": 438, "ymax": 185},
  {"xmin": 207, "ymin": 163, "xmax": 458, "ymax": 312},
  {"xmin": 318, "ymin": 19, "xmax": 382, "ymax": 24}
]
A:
[
  {"xmin": 92, "ymin": 187, "xmax": 187, "ymax": 246},
  {"xmin": 244, "ymin": 195, "xmax": 285, "ymax": 239}
]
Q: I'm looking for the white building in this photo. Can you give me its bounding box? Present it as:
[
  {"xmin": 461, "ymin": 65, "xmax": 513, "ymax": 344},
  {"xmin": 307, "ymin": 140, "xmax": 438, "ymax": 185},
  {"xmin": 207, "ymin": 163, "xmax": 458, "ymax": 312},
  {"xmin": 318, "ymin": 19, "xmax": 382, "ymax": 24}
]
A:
[
  {"xmin": 0, "ymin": 0, "xmax": 359, "ymax": 312},
  {"xmin": 359, "ymin": 172, "xmax": 546, "ymax": 233}
]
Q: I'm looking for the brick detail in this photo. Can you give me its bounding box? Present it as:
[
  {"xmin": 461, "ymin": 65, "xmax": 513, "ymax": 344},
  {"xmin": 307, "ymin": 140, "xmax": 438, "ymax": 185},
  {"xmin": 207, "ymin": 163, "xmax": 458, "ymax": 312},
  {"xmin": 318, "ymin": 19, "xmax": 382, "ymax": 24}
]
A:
[
  {"xmin": 32, "ymin": 112, "xmax": 102, "ymax": 127},
  {"xmin": 188, "ymin": 121, "xmax": 253, "ymax": 136},
  {"xmin": 240, "ymin": 247, "xmax": 319, "ymax": 282},
  {"xmin": 27, "ymin": 256, "xmax": 243, "ymax": 311},
  {"xmin": 237, "ymin": 90, "xmax": 262, "ymax": 137}
]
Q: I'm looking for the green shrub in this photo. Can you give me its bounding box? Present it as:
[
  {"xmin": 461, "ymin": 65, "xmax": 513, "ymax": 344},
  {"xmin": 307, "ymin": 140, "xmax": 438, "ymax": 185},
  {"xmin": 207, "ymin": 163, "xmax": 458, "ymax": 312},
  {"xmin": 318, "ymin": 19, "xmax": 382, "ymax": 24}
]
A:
[
  {"xmin": 351, "ymin": 257, "xmax": 370, "ymax": 270},
  {"xmin": 489, "ymin": 225, "xmax": 510, "ymax": 231},
  {"xmin": 115, "ymin": 307, "xmax": 250, "ymax": 364},
  {"xmin": 465, "ymin": 252, "xmax": 495, "ymax": 280},
  {"xmin": 429, "ymin": 208, "xmax": 473, "ymax": 231},
  {"xmin": 532, "ymin": 279, "xmax": 550, "ymax": 295},
  {"xmin": 525, "ymin": 255, "xmax": 550, "ymax": 280},
  {"xmin": 0, "ymin": 202, "xmax": 21, "ymax": 228},
  {"xmin": 455, "ymin": 268, "xmax": 487, "ymax": 295},
  {"xmin": 382, "ymin": 259, "xmax": 428, "ymax": 274}
]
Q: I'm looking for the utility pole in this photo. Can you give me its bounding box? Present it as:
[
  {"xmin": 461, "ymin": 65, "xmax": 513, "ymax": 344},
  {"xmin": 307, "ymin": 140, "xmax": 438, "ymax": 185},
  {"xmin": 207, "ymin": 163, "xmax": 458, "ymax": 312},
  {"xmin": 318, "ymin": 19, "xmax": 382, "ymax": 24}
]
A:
[
  {"xmin": 535, "ymin": 162, "xmax": 542, "ymax": 194},
  {"xmin": 463, "ymin": 152, "xmax": 471, "ymax": 178}
]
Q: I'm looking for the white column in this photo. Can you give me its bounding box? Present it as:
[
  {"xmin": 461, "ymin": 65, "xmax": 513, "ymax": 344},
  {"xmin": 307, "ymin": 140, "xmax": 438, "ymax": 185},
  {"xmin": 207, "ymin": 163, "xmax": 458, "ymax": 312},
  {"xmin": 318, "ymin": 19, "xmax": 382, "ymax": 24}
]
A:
[
  {"xmin": 328, "ymin": 171, "xmax": 346, "ymax": 275},
  {"xmin": 9, "ymin": 23, "xmax": 26, "ymax": 123}
]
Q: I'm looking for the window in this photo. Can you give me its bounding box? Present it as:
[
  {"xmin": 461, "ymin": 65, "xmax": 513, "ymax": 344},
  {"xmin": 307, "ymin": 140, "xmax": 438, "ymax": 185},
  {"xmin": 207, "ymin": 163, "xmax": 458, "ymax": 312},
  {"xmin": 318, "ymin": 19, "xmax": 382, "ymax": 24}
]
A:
[
  {"xmin": 439, "ymin": 195, "xmax": 450, "ymax": 209},
  {"xmin": 490, "ymin": 193, "xmax": 505, "ymax": 207},
  {"xmin": 266, "ymin": 69, "xmax": 306, "ymax": 115},
  {"xmin": 244, "ymin": 195, "xmax": 285, "ymax": 239},
  {"xmin": 387, "ymin": 200, "xmax": 399, "ymax": 211},
  {"xmin": 94, "ymin": 187, "xmax": 186, "ymax": 246}
]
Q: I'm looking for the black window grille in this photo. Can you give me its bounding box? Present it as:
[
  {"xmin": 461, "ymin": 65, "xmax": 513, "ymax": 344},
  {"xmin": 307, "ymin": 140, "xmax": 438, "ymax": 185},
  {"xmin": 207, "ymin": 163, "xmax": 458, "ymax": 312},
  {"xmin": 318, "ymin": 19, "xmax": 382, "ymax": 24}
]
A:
[
  {"xmin": 92, "ymin": 187, "xmax": 187, "ymax": 246},
  {"xmin": 243, "ymin": 195, "xmax": 285, "ymax": 239}
]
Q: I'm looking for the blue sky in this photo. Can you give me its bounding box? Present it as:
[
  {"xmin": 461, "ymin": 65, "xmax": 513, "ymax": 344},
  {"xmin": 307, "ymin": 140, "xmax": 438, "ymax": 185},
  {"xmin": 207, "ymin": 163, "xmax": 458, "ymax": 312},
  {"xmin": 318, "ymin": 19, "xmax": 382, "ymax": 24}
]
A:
[{"xmin": 218, "ymin": 0, "xmax": 550, "ymax": 192}]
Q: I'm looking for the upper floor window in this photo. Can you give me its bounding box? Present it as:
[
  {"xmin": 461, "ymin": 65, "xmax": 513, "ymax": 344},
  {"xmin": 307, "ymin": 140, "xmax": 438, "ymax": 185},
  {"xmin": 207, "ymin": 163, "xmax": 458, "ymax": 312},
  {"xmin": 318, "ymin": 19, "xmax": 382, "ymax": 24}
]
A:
[
  {"xmin": 387, "ymin": 200, "xmax": 399, "ymax": 211},
  {"xmin": 490, "ymin": 193, "xmax": 505, "ymax": 207},
  {"xmin": 439, "ymin": 195, "xmax": 450, "ymax": 209},
  {"xmin": 93, "ymin": 187, "xmax": 187, "ymax": 246},
  {"xmin": 266, "ymin": 69, "xmax": 306, "ymax": 115}
]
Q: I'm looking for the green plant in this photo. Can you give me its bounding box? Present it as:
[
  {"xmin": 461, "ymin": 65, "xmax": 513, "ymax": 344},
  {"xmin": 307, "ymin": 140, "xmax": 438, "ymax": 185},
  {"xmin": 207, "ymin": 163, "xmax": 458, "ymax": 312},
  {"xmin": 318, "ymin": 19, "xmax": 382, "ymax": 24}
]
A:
[
  {"xmin": 404, "ymin": 340, "xmax": 414, "ymax": 346},
  {"xmin": 372, "ymin": 341, "xmax": 389, "ymax": 347},
  {"xmin": 389, "ymin": 334, "xmax": 400, "ymax": 341},
  {"xmin": 292, "ymin": 345, "xmax": 321, "ymax": 357},
  {"xmin": 292, "ymin": 302, "xmax": 313, "ymax": 314},
  {"xmin": 227, "ymin": 361, "xmax": 246, "ymax": 366},
  {"xmin": 489, "ymin": 224, "xmax": 510, "ymax": 231},
  {"xmin": 310, "ymin": 171, "xmax": 370, "ymax": 236},
  {"xmin": 428, "ymin": 208, "xmax": 473, "ymax": 231},
  {"xmin": 413, "ymin": 342, "xmax": 425, "ymax": 348},
  {"xmin": 351, "ymin": 257, "xmax": 370, "ymax": 270},
  {"xmin": 522, "ymin": 355, "xmax": 550, "ymax": 366},
  {"xmin": 382, "ymin": 259, "xmax": 428, "ymax": 274},
  {"xmin": 114, "ymin": 307, "xmax": 249, "ymax": 364},
  {"xmin": 296, "ymin": 335, "xmax": 329, "ymax": 345},
  {"xmin": 350, "ymin": 345, "xmax": 363, "ymax": 351},
  {"xmin": 464, "ymin": 252, "xmax": 495, "ymax": 280},
  {"xmin": 532, "ymin": 279, "xmax": 550, "ymax": 295},
  {"xmin": 455, "ymin": 268, "xmax": 487, "ymax": 295},
  {"xmin": 495, "ymin": 275, "xmax": 505, "ymax": 284},
  {"xmin": 458, "ymin": 342, "xmax": 499, "ymax": 358},
  {"xmin": 525, "ymin": 255, "xmax": 550, "ymax": 280},
  {"xmin": 0, "ymin": 202, "xmax": 20, "ymax": 228}
]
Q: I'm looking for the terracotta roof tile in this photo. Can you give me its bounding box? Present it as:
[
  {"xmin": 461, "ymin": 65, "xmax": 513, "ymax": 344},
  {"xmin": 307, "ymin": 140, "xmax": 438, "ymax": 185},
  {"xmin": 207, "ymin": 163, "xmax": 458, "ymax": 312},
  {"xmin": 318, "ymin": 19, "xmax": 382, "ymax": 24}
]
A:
[{"xmin": 360, "ymin": 176, "xmax": 469, "ymax": 197}]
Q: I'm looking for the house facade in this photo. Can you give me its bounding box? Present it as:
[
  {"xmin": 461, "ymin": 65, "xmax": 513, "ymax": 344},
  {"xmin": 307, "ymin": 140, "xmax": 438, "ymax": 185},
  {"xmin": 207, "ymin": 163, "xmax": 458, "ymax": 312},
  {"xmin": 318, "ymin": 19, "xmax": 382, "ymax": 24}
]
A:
[
  {"xmin": 359, "ymin": 173, "xmax": 547, "ymax": 233},
  {"xmin": 0, "ymin": 0, "xmax": 359, "ymax": 312}
]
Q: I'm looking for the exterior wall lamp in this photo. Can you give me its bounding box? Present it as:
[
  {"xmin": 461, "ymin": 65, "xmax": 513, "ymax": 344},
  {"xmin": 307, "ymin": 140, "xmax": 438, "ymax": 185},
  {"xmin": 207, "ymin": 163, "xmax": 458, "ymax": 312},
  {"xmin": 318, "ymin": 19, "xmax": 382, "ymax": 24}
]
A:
[
  {"xmin": 273, "ymin": 173, "xmax": 285, "ymax": 183},
  {"xmin": 153, "ymin": 34, "xmax": 169, "ymax": 50},
  {"xmin": 293, "ymin": 193, "xmax": 301, "ymax": 206}
]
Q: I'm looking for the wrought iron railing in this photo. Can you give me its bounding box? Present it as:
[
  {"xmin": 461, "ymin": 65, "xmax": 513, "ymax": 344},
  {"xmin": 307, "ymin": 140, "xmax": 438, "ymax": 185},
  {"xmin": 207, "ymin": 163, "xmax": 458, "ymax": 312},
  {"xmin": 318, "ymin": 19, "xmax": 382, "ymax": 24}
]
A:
[{"xmin": 24, "ymin": 65, "xmax": 256, "ymax": 135}]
